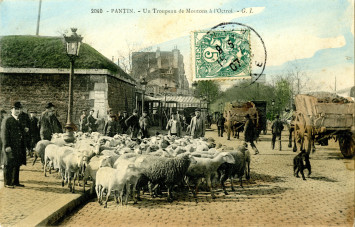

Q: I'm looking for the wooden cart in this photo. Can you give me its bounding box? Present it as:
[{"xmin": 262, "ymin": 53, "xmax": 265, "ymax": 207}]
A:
[{"xmin": 292, "ymin": 94, "xmax": 354, "ymax": 158}]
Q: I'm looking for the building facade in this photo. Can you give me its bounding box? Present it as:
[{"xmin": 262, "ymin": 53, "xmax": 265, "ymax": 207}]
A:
[{"xmin": 131, "ymin": 47, "xmax": 189, "ymax": 96}]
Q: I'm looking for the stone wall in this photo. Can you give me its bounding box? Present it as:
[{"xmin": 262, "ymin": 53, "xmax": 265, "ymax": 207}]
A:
[{"xmin": 0, "ymin": 72, "xmax": 135, "ymax": 129}]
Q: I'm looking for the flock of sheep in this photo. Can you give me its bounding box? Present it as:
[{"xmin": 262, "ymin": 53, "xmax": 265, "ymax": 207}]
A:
[{"xmin": 33, "ymin": 132, "xmax": 251, "ymax": 208}]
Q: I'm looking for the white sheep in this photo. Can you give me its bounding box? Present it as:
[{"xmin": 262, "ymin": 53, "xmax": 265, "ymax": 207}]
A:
[
  {"xmin": 186, "ymin": 152, "xmax": 235, "ymax": 199},
  {"xmin": 59, "ymin": 150, "xmax": 84, "ymax": 193},
  {"xmin": 95, "ymin": 165, "xmax": 142, "ymax": 207}
]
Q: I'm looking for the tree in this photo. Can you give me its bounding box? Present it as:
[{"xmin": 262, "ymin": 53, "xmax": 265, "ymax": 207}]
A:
[{"xmin": 193, "ymin": 80, "xmax": 221, "ymax": 110}]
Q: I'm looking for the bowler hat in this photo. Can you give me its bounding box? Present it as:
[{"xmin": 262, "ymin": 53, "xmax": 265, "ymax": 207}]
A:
[
  {"xmin": 13, "ymin": 102, "xmax": 23, "ymax": 109},
  {"xmin": 45, "ymin": 103, "xmax": 55, "ymax": 109}
]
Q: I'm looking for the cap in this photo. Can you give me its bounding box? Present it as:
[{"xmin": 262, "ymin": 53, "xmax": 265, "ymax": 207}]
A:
[
  {"xmin": 133, "ymin": 109, "xmax": 138, "ymax": 113},
  {"xmin": 0, "ymin": 109, "xmax": 6, "ymax": 114},
  {"xmin": 195, "ymin": 108, "xmax": 201, "ymax": 112},
  {"xmin": 276, "ymin": 114, "xmax": 280, "ymax": 119},
  {"xmin": 245, "ymin": 114, "xmax": 250, "ymax": 118},
  {"xmin": 143, "ymin": 110, "xmax": 148, "ymax": 113},
  {"xmin": 13, "ymin": 102, "xmax": 23, "ymax": 109},
  {"xmin": 90, "ymin": 109, "xmax": 94, "ymax": 112},
  {"xmin": 45, "ymin": 103, "xmax": 55, "ymax": 109}
]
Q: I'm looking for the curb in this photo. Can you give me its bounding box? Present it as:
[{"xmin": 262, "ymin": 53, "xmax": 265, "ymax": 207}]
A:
[{"xmin": 15, "ymin": 190, "xmax": 93, "ymax": 227}]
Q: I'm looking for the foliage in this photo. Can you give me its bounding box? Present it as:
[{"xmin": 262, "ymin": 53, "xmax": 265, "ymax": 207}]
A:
[
  {"xmin": 193, "ymin": 80, "xmax": 221, "ymax": 104},
  {"xmin": 0, "ymin": 35, "xmax": 131, "ymax": 80}
]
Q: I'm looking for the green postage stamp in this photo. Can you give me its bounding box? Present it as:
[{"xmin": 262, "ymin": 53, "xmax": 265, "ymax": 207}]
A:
[{"xmin": 191, "ymin": 29, "xmax": 251, "ymax": 80}]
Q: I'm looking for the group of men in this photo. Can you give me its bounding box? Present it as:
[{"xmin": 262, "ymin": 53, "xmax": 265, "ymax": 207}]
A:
[
  {"xmin": 215, "ymin": 112, "xmax": 285, "ymax": 155},
  {"xmin": 0, "ymin": 102, "xmax": 62, "ymax": 188}
]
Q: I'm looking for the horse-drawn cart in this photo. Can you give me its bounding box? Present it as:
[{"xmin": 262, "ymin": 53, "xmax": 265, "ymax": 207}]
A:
[
  {"xmin": 223, "ymin": 101, "xmax": 259, "ymax": 139},
  {"xmin": 292, "ymin": 93, "xmax": 354, "ymax": 158}
]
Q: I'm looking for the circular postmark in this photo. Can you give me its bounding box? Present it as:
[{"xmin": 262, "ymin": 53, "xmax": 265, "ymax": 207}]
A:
[{"xmin": 191, "ymin": 22, "xmax": 267, "ymax": 86}]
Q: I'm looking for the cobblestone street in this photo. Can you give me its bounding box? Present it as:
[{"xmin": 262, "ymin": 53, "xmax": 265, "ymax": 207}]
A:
[{"xmin": 57, "ymin": 129, "xmax": 355, "ymax": 227}]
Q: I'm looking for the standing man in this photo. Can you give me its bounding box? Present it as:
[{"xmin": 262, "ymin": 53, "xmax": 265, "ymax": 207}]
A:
[
  {"xmin": 18, "ymin": 108, "xmax": 31, "ymax": 156},
  {"xmin": 119, "ymin": 111, "xmax": 129, "ymax": 134},
  {"xmin": 104, "ymin": 115, "xmax": 118, "ymax": 137},
  {"xmin": 216, "ymin": 112, "xmax": 225, "ymax": 137},
  {"xmin": 0, "ymin": 109, "xmax": 7, "ymax": 168},
  {"xmin": 125, "ymin": 109, "xmax": 140, "ymax": 140},
  {"xmin": 79, "ymin": 110, "xmax": 88, "ymax": 133},
  {"xmin": 189, "ymin": 108, "xmax": 205, "ymax": 139},
  {"xmin": 244, "ymin": 114, "xmax": 259, "ymax": 155},
  {"xmin": 87, "ymin": 109, "xmax": 98, "ymax": 133},
  {"xmin": 1, "ymin": 102, "xmax": 27, "ymax": 188},
  {"xmin": 166, "ymin": 113, "xmax": 181, "ymax": 137},
  {"xmin": 139, "ymin": 110, "xmax": 150, "ymax": 139},
  {"xmin": 271, "ymin": 114, "xmax": 284, "ymax": 151},
  {"xmin": 39, "ymin": 103, "xmax": 63, "ymax": 140},
  {"xmin": 28, "ymin": 110, "xmax": 40, "ymax": 157}
]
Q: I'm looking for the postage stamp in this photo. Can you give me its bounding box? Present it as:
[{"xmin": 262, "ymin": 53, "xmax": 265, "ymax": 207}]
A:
[{"xmin": 191, "ymin": 29, "xmax": 252, "ymax": 80}]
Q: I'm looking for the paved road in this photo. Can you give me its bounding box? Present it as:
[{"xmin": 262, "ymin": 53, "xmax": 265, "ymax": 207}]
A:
[{"xmin": 58, "ymin": 128, "xmax": 355, "ymax": 227}]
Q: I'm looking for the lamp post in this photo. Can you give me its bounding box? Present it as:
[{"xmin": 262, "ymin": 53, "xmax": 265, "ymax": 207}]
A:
[
  {"xmin": 199, "ymin": 95, "xmax": 203, "ymax": 108},
  {"xmin": 162, "ymin": 84, "xmax": 169, "ymax": 129},
  {"xmin": 140, "ymin": 78, "xmax": 148, "ymax": 115},
  {"xmin": 63, "ymin": 28, "xmax": 83, "ymax": 142},
  {"xmin": 271, "ymin": 99, "xmax": 275, "ymax": 121}
]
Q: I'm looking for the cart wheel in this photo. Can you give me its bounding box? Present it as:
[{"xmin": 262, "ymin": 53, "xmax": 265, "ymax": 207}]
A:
[{"xmin": 339, "ymin": 134, "xmax": 355, "ymax": 159}]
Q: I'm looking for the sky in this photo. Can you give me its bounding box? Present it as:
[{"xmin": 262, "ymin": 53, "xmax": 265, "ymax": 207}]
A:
[{"xmin": 0, "ymin": 0, "xmax": 354, "ymax": 94}]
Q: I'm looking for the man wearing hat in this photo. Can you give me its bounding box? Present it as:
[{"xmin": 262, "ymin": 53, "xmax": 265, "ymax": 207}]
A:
[
  {"xmin": 104, "ymin": 114, "xmax": 119, "ymax": 137},
  {"xmin": 39, "ymin": 103, "xmax": 63, "ymax": 140},
  {"xmin": 87, "ymin": 109, "xmax": 98, "ymax": 133},
  {"xmin": 244, "ymin": 114, "xmax": 259, "ymax": 155},
  {"xmin": 18, "ymin": 107, "xmax": 31, "ymax": 156},
  {"xmin": 1, "ymin": 102, "xmax": 27, "ymax": 188},
  {"xmin": 28, "ymin": 110, "xmax": 40, "ymax": 156},
  {"xmin": 189, "ymin": 108, "xmax": 205, "ymax": 139},
  {"xmin": 125, "ymin": 109, "xmax": 140, "ymax": 140},
  {"xmin": 271, "ymin": 114, "xmax": 284, "ymax": 151},
  {"xmin": 79, "ymin": 110, "xmax": 89, "ymax": 133},
  {"xmin": 119, "ymin": 111, "xmax": 129, "ymax": 134},
  {"xmin": 139, "ymin": 110, "xmax": 150, "ymax": 139}
]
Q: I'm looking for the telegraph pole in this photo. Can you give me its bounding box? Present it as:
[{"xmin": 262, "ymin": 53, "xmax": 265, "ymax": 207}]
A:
[{"xmin": 36, "ymin": 0, "xmax": 42, "ymax": 36}]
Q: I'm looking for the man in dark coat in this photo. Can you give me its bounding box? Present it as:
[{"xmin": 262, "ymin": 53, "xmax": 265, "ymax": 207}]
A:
[
  {"xmin": 125, "ymin": 109, "xmax": 140, "ymax": 140},
  {"xmin": 87, "ymin": 109, "xmax": 98, "ymax": 133},
  {"xmin": 0, "ymin": 109, "xmax": 7, "ymax": 168},
  {"xmin": 119, "ymin": 111, "xmax": 129, "ymax": 134},
  {"xmin": 216, "ymin": 113, "xmax": 225, "ymax": 137},
  {"xmin": 1, "ymin": 102, "xmax": 27, "ymax": 188},
  {"xmin": 18, "ymin": 109, "xmax": 31, "ymax": 156},
  {"xmin": 39, "ymin": 103, "xmax": 63, "ymax": 140},
  {"xmin": 28, "ymin": 110, "xmax": 40, "ymax": 156},
  {"xmin": 79, "ymin": 110, "xmax": 88, "ymax": 133},
  {"xmin": 104, "ymin": 115, "xmax": 118, "ymax": 137},
  {"xmin": 271, "ymin": 114, "xmax": 284, "ymax": 151},
  {"xmin": 244, "ymin": 114, "xmax": 259, "ymax": 155}
]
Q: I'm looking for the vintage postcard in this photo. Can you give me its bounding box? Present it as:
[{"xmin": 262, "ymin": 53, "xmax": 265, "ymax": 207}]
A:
[{"xmin": 0, "ymin": 0, "xmax": 354, "ymax": 226}]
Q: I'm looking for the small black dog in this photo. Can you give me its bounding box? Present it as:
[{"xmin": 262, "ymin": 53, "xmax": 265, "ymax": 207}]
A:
[{"xmin": 293, "ymin": 151, "xmax": 312, "ymax": 180}]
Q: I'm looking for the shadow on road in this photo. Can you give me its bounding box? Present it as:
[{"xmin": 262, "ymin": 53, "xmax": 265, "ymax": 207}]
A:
[{"xmin": 308, "ymin": 176, "xmax": 338, "ymax": 183}]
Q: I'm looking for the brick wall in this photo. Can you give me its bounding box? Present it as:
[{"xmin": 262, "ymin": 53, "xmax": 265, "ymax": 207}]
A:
[{"xmin": 0, "ymin": 73, "xmax": 136, "ymax": 129}]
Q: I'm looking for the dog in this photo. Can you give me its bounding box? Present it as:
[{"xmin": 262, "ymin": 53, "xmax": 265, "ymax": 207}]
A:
[{"xmin": 293, "ymin": 151, "xmax": 311, "ymax": 180}]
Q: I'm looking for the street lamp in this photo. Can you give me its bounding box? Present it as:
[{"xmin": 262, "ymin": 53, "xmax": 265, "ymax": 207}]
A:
[
  {"xmin": 140, "ymin": 77, "xmax": 148, "ymax": 115},
  {"xmin": 162, "ymin": 84, "xmax": 169, "ymax": 129},
  {"xmin": 63, "ymin": 28, "xmax": 83, "ymax": 142}
]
